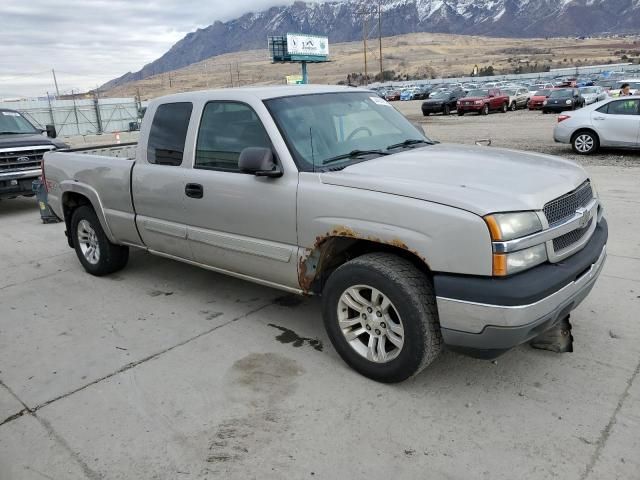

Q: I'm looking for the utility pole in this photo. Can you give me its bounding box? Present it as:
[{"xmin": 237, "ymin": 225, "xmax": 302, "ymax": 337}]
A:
[
  {"xmin": 363, "ymin": 13, "xmax": 368, "ymax": 85},
  {"xmin": 51, "ymin": 69, "xmax": 60, "ymax": 97},
  {"xmin": 378, "ymin": 2, "xmax": 383, "ymax": 81},
  {"xmin": 229, "ymin": 64, "xmax": 234, "ymax": 87},
  {"xmin": 236, "ymin": 63, "xmax": 240, "ymax": 86}
]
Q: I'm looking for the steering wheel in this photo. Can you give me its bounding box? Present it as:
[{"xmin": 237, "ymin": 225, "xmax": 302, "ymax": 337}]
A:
[{"xmin": 346, "ymin": 126, "xmax": 373, "ymax": 142}]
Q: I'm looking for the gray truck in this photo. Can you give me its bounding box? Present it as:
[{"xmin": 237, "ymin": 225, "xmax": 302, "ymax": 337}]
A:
[
  {"xmin": 43, "ymin": 86, "xmax": 608, "ymax": 382},
  {"xmin": 0, "ymin": 108, "xmax": 67, "ymax": 200}
]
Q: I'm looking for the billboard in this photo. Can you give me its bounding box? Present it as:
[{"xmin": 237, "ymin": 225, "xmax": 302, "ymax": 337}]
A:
[{"xmin": 286, "ymin": 34, "xmax": 329, "ymax": 57}]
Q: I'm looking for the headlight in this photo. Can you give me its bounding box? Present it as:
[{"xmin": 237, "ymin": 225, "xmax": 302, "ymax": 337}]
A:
[
  {"xmin": 543, "ymin": 100, "xmax": 548, "ymax": 105},
  {"xmin": 565, "ymin": 99, "xmax": 572, "ymax": 105},
  {"xmin": 475, "ymin": 100, "xmax": 483, "ymax": 105},
  {"xmin": 493, "ymin": 244, "xmax": 547, "ymax": 276},
  {"xmin": 484, "ymin": 212, "xmax": 542, "ymax": 241}
]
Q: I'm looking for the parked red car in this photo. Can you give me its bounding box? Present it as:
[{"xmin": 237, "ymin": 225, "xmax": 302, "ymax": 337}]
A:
[
  {"xmin": 528, "ymin": 89, "xmax": 554, "ymax": 110},
  {"xmin": 457, "ymin": 88, "xmax": 510, "ymax": 115},
  {"xmin": 384, "ymin": 90, "xmax": 401, "ymax": 102}
]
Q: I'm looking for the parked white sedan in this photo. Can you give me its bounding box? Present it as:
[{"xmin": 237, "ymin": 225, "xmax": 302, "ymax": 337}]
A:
[
  {"xmin": 553, "ymin": 96, "xmax": 640, "ymax": 154},
  {"xmin": 579, "ymin": 86, "xmax": 607, "ymax": 105}
]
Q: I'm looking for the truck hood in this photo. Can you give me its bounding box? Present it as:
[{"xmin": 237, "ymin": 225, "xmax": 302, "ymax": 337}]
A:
[
  {"xmin": 0, "ymin": 133, "xmax": 67, "ymax": 149},
  {"xmin": 319, "ymin": 143, "xmax": 588, "ymax": 216}
]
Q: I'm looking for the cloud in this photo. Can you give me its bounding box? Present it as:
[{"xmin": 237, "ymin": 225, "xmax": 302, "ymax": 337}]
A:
[{"xmin": 0, "ymin": 0, "xmax": 330, "ymax": 98}]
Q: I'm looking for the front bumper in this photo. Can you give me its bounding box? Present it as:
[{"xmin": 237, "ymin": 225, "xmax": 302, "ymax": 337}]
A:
[
  {"xmin": 458, "ymin": 104, "xmax": 484, "ymax": 112},
  {"xmin": 422, "ymin": 104, "xmax": 445, "ymax": 113},
  {"xmin": 434, "ymin": 219, "xmax": 608, "ymax": 358},
  {"xmin": 0, "ymin": 168, "xmax": 41, "ymax": 198},
  {"xmin": 543, "ymin": 104, "xmax": 573, "ymax": 112}
]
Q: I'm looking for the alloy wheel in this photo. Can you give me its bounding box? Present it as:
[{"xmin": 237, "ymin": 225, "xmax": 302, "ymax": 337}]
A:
[
  {"xmin": 77, "ymin": 219, "xmax": 100, "ymax": 265},
  {"xmin": 337, "ymin": 285, "xmax": 404, "ymax": 363}
]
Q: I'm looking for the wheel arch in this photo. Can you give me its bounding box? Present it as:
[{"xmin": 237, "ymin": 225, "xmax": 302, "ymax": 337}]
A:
[
  {"xmin": 61, "ymin": 186, "xmax": 115, "ymax": 247},
  {"xmin": 299, "ymin": 234, "xmax": 432, "ymax": 295}
]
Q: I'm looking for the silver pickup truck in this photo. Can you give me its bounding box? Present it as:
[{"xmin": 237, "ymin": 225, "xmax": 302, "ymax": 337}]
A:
[{"xmin": 44, "ymin": 86, "xmax": 608, "ymax": 382}]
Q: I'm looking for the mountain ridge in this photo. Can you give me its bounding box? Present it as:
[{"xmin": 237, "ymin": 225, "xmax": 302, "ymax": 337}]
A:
[{"xmin": 102, "ymin": 0, "xmax": 640, "ymax": 90}]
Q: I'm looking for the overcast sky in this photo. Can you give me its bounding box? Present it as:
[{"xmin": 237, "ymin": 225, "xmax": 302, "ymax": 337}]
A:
[{"xmin": 0, "ymin": 0, "xmax": 325, "ymax": 98}]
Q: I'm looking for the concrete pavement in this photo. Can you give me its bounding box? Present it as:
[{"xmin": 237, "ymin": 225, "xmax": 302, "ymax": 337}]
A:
[{"xmin": 0, "ymin": 165, "xmax": 638, "ymax": 479}]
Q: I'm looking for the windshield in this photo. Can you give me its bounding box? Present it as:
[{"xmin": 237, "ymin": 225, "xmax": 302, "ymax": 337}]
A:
[
  {"xmin": 503, "ymin": 89, "xmax": 516, "ymax": 95},
  {"xmin": 466, "ymin": 89, "xmax": 488, "ymax": 97},
  {"xmin": 265, "ymin": 92, "xmax": 432, "ymax": 171},
  {"xmin": 0, "ymin": 110, "xmax": 39, "ymax": 134},
  {"xmin": 549, "ymin": 89, "xmax": 572, "ymax": 98},
  {"xmin": 429, "ymin": 91, "xmax": 449, "ymax": 99},
  {"xmin": 535, "ymin": 90, "xmax": 551, "ymax": 96},
  {"xmin": 580, "ymin": 87, "xmax": 597, "ymax": 94}
]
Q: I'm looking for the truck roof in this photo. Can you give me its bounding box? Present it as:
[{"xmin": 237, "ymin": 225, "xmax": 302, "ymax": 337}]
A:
[{"xmin": 149, "ymin": 85, "xmax": 370, "ymax": 105}]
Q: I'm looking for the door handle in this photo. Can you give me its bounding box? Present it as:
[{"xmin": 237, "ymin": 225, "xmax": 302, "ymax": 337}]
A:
[
  {"xmin": 593, "ymin": 117, "xmax": 605, "ymax": 121},
  {"xmin": 185, "ymin": 183, "xmax": 203, "ymax": 199}
]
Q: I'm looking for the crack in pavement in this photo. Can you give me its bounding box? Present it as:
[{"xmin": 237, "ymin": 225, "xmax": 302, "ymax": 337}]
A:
[
  {"xmin": 1, "ymin": 299, "xmax": 277, "ymax": 418},
  {"xmin": 0, "ymin": 268, "xmax": 72, "ymax": 291},
  {"xmin": 579, "ymin": 357, "xmax": 640, "ymax": 480},
  {"xmin": 0, "ymin": 300, "xmax": 279, "ymax": 478}
]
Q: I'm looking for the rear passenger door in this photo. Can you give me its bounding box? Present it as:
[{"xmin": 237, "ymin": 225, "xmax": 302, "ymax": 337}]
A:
[
  {"xmin": 593, "ymin": 99, "xmax": 640, "ymax": 147},
  {"xmin": 182, "ymin": 101, "xmax": 299, "ymax": 289},
  {"xmin": 132, "ymin": 101, "xmax": 194, "ymax": 260}
]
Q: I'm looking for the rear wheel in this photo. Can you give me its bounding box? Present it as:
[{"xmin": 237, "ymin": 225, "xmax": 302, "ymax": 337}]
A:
[
  {"xmin": 572, "ymin": 130, "xmax": 599, "ymax": 155},
  {"xmin": 71, "ymin": 205, "xmax": 129, "ymax": 276},
  {"xmin": 322, "ymin": 253, "xmax": 442, "ymax": 383}
]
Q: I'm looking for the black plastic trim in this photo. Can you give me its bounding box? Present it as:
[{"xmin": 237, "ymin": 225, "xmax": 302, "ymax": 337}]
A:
[{"xmin": 434, "ymin": 218, "xmax": 607, "ymax": 306}]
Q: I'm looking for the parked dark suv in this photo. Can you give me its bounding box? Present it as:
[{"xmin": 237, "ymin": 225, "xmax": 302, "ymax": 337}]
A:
[
  {"xmin": 421, "ymin": 90, "xmax": 464, "ymax": 116},
  {"xmin": 0, "ymin": 108, "xmax": 67, "ymax": 200}
]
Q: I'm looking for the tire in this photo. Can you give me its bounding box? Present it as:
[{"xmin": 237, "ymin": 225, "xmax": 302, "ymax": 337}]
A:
[
  {"xmin": 443, "ymin": 105, "xmax": 450, "ymax": 116},
  {"xmin": 501, "ymin": 102, "xmax": 508, "ymax": 113},
  {"xmin": 510, "ymin": 101, "xmax": 517, "ymax": 111},
  {"xmin": 423, "ymin": 112, "xmax": 430, "ymax": 116},
  {"xmin": 458, "ymin": 110, "xmax": 465, "ymax": 116},
  {"xmin": 70, "ymin": 205, "xmax": 129, "ymax": 276},
  {"xmin": 322, "ymin": 253, "xmax": 442, "ymax": 383},
  {"xmin": 571, "ymin": 130, "xmax": 599, "ymax": 155},
  {"xmin": 481, "ymin": 104, "xmax": 489, "ymax": 115}
]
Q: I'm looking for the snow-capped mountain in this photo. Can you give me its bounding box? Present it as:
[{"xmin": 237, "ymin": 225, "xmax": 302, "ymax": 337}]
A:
[{"xmin": 103, "ymin": 0, "xmax": 640, "ymax": 89}]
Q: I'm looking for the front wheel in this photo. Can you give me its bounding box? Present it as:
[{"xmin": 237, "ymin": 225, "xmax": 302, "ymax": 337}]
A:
[
  {"xmin": 322, "ymin": 253, "xmax": 442, "ymax": 383},
  {"xmin": 458, "ymin": 110, "xmax": 465, "ymax": 116},
  {"xmin": 443, "ymin": 105, "xmax": 451, "ymax": 116},
  {"xmin": 501, "ymin": 102, "xmax": 508, "ymax": 113},
  {"xmin": 71, "ymin": 205, "xmax": 129, "ymax": 276},
  {"xmin": 481, "ymin": 104, "xmax": 489, "ymax": 115},
  {"xmin": 510, "ymin": 101, "xmax": 517, "ymax": 111}
]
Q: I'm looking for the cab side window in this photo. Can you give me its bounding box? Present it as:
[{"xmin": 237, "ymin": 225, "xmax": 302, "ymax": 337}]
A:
[
  {"xmin": 147, "ymin": 102, "xmax": 193, "ymax": 166},
  {"xmin": 195, "ymin": 102, "xmax": 271, "ymax": 172}
]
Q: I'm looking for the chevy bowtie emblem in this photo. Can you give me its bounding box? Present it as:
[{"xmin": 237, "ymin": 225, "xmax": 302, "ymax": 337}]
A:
[
  {"xmin": 17, "ymin": 156, "xmax": 30, "ymax": 162},
  {"xmin": 576, "ymin": 207, "xmax": 589, "ymax": 228}
]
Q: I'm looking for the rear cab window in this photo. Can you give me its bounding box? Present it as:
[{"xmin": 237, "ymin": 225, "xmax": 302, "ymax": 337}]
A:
[{"xmin": 147, "ymin": 102, "xmax": 193, "ymax": 166}]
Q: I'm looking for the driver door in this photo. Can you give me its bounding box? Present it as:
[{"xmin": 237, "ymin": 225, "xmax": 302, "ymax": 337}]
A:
[{"xmin": 182, "ymin": 101, "xmax": 299, "ymax": 289}]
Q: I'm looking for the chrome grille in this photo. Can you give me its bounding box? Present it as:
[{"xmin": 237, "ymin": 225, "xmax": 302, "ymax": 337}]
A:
[
  {"xmin": 543, "ymin": 181, "xmax": 593, "ymax": 226},
  {"xmin": 0, "ymin": 146, "xmax": 53, "ymax": 172},
  {"xmin": 553, "ymin": 219, "xmax": 593, "ymax": 252}
]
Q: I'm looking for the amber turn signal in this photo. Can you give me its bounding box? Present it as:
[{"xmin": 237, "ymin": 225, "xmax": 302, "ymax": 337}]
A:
[{"xmin": 492, "ymin": 253, "xmax": 507, "ymax": 277}]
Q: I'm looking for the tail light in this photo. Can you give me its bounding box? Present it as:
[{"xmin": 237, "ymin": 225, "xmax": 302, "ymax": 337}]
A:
[{"xmin": 558, "ymin": 115, "xmax": 571, "ymax": 123}]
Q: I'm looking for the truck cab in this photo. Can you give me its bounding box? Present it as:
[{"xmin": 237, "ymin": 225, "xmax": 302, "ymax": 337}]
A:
[{"xmin": 0, "ymin": 108, "xmax": 67, "ymax": 200}]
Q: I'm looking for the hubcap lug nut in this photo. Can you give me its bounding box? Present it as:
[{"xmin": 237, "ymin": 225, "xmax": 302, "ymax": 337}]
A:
[
  {"xmin": 367, "ymin": 307, "xmax": 373, "ymax": 313},
  {"xmin": 366, "ymin": 325, "xmax": 371, "ymax": 331},
  {"xmin": 380, "ymin": 322, "xmax": 386, "ymax": 328},
  {"xmin": 375, "ymin": 329, "xmax": 381, "ymax": 335},
  {"xmin": 362, "ymin": 313, "xmax": 367, "ymax": 319},
  {"xmin": 376, "ymin": 311, "xmax": 382, "ymax": 317}
]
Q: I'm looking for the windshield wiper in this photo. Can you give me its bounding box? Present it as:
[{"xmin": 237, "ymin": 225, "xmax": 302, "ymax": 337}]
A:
[
  {"xmin": 386, "ymin": 139, "xmax": 433, "ymax": 150},
  {"xmin": 322, "ymin": 149, "xmax": 390, "ymax": 166},
  {"xmin": 0, "ymin": 131, "xmax": 31, "ymax": 135}
]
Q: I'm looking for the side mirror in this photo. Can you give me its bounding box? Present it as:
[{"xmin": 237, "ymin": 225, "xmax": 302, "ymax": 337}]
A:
[
  {"xmin": 45, "ymin": 124, "xmax": 57, "ymax": 138},
  {"xmin": 238, "ymin": 147, "xmax": 282, "ymax": 178}
]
